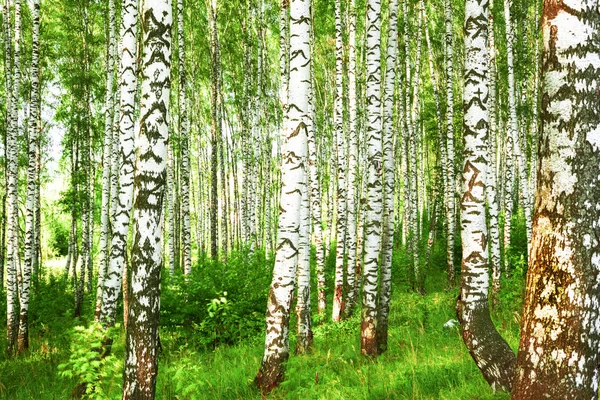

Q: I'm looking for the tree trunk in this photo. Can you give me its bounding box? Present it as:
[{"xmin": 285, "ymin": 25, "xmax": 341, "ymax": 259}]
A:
[
  {"xmin": 179, "ymin": 0, "xmax": 191, "ymax": 275},
  {"xmin": 487, "ymin": 12, "xmax": 502, "ymax": 306},
  {"xmin": 18, "ymin": 0, "xmax": 40, "ymax": 354},
  {"xmin": 254, "ymin": 0, "xmax": 310, "ymax": 391},
  {"xmin": 331, "ymin": 0, "xmax": 347, "ymax": 323},
  {"xmin": 344, "ymin": 0, "xmax": 359, "ymax": 317},
  {"xmin": 95, "ymin": 0, "xmax": 117, "ymax": 320},
  {"xmin": 457, "ymin": 0, "xmax": 516, "ymax": 390},
  {"xmin": 5, "ymin": 0, "xmax": 21, "ymax": 356},
  {"xmin": 444, "ymin": 0, "xmax": 456, "ymax": 287},
  {"xmin": 503, "ymin": 0, "xmax": 532, "ymax": 254},
  {"xmin": 122, "ymin": 1, "xmax": 171, "ymax": 397},
  {"xmin": 361, "ymin": 0, "xmax": 383, "ymax": 358},
  {"xmin": 377, "ymin": 0, "xmax": 399, "ymax": 354},
  {"xmin": 210, "ymin": 0, "xmax": 220, "ymax": 261},
  {"xmin": 99, "ymin": 0, "xmax": 139, "ymax": 327},
  {"xmin": 512, "ymin": 5, "xmax": 600, "ymax": 397}
]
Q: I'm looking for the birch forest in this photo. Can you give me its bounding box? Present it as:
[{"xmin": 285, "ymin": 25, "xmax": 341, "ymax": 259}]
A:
[{"xmin": 0, "ymin": 0, "xmax": 599, "ymax": 398}]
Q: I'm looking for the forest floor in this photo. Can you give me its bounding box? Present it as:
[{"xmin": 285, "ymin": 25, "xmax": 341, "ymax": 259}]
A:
[{"xmin": 0, "ymin": 245, "xmax": 525, "ymax": 399}]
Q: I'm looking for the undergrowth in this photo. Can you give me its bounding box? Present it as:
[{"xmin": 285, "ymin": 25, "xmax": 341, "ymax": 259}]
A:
[{"xmin": 0, "ymin": 224, "xmax": 527, "ymax": 399}]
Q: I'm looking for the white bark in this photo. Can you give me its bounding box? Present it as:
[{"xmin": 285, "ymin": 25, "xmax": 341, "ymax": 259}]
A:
[
  {"xmin": 361, "ymin": 0, "xmax": 383, "ymax": 357},
  {"xmin": 255, "ymin": 0, "xmax": 310, "ymax": 391},
  {"xmin": 122, "ymin": 0, "xmax": 172, "ymax": 397},
  {"xmin": 99, "ymin": 0, "xmax": 139, "ymax": 327}
]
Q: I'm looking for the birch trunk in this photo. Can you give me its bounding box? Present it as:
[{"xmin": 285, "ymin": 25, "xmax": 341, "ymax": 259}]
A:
[
  {"xmin": 5, "ymin": 0, "xmax": 21, "ymax": 355},
  {"xmin": 255, "ymin": 0, "xmax": 310, "ymax": 391},
  {"xmin": 409, "ymin": 1, "xmax": 424, "ymax": 292},
  {"xmin": 99, "ymin": 0, "xmax": 138, "ymax": 327},
  {"xmin": 487, "ymin": 13, "xmax": 502, "ymax": 305},
  {"xmin": 18, "ymin": 0, "xmax": 40, "ymax": 353},
  {"xmin": 209, "ymin": 0, "xmax": 220, "ymax": 260},
  {"xmin": 122, "ymin": 0, "xmax": 171, "ymax": 396},
  {"xmin": 503, "ymin": 0, "xmax": 532, "ymax": 253},
  {"xmin": 95, "ymin": 0, "xmax": 117, "ymax": 319},
  {"xmin": 457, "ymin": 0, "xmax": 516, "ymax": 390},
  {"xmin": 179, "ymin": 0, "xmax": 191, "ymax": 275},
  {"xmin": 331, "ymin": 0, "xmax": 347, "ymax": 323},
  {"xmin": 344, "ymin": 0, "xmax": 359, "ymax": 317},
  {"xmin": 361, "ymin": 0, "xmax": 383, "ymax": 357},
  {"xmin": 444, "ymin": 0, "xmax": 456, "ymax": 286},
  {"xmin": 377, "ymin": 0, "xmax": 399, "ymax": 354},
  {"xmin": 512, "ymin": 4, "xmax": 600, "ymax": 396}
]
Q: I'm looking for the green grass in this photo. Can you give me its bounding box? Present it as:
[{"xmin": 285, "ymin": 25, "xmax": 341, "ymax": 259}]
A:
[{"xmin": 0, "ymin": 242, "xmax": 525, "ymax": 400}]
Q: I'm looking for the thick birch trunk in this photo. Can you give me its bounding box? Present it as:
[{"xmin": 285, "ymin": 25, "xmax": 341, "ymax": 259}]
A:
[
  {"xmin": 122, "ymin": 0, "xmax": 171, "ymax": 397},
  {"xmin": 512, "ymin": 4, "xmax": 600, "ymax": 396}
]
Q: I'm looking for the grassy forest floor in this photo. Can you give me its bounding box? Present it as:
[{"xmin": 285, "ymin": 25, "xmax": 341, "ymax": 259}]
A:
[{"xmin": 0, "ymin": 235, "xmax": 527, "ymax": 399}]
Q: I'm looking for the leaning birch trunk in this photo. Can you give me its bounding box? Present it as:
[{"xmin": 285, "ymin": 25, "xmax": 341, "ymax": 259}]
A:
[
  {"xmin": 361, "ymin": 0, "xmax": 383, "ymax": 358},
  {"xmin": 180, "ymin": 0, "xmax": 191, "ymax": 275},
  {"xmin": 99, "ymin": 0, "xmax": 139, "ymax": 327},
  {"xmin": 95, "ymin": 0, "xmax": 117, "ymax": 320},
  {"xmin": 344, "ymin": 0, "xmax": 359, "ymax": 317},
  {"xmin": 444, "ymin": 0, "xmax": 456, "ymax": 286},
  {"xmin": 254, "ymin": 0, "xmax": 310, "ymax": 391},
  {"xmin": 486, "ymin": 12, "xmax": 502, "ymax": 305},
  {"xmin": 5, "ymin": 0, "xmax": 21, "ymax": 356},
  {"xmin": 377, "ymin": 0, "xmax": 399, "ymax": 354},
  {"xmin": 122, "ymin": 0, "xmax": 171, "ymax": 397},
  {"xmin": 18, "ymin": 0, "xmax": 40, "ymax": 354},
  {"xmin": 512, "ymin": 3, "xmax": 600, "ymax": 396},
  {"xmin": 457, "ymin": 0, "xmax": 516, "ymax": 390},
  {"xmin": 503, "ymin": 0, "xmax": 532, "ymax": 252},
  {"xmin": 331, "ymin": 0, "xmax": 347, "ymax": 322}
]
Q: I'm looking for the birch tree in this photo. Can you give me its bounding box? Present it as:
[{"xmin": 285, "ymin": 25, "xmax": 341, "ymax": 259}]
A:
[
  {"xmin": 331, "ymin": 0, "xmax": 347, "ymax": 323},
  {"xmin": 512, "ymin": 3, "xmax": 600, "ymax": 396},
  {"xmin": 5, "ymin": 0, "xmax": 21, "ymax": 355},
  {"xmin": 19, "ymin": 0, "xmax": 41, "ymax": 353},
  {"xmin": 444, "ymin": 0, "xmax": 456, "ymax": 286},
  {"xmin": 344, "ymin": 0, "xmax": 359, "ymax": 317},
  {"xmin": 122, "ymin": 0, "xmax": 171, "ymax": 396},
  {"xmin": 179, "ymin": 0, "xmax": 191, "ymax": 275},
  {"xmin": 255, "ymin": 0, "xmax": 310, "ymax": 390},
  {"xmin": 456, "ymin": 0, "xmax": 516, "ymax": 390},
  {"xmin": 99, "ymin": 0, "xmax": 139, "ymax": 327},
  {"xmin": 95, "ymin": 0, "xmax": 117, "ymax": 319},
  {"xmin": 377, "ymin": 0, "xmax": 398, "ymax": 354},
  {"xmin": 361, "ymin": 0, "xmax": 383, "ymax": 357},
  {"xmin": 503, "ymin": 0, "xmax": 532, "ymax": 253}
]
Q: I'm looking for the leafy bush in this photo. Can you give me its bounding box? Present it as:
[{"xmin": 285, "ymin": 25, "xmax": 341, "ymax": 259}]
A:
[
  {"xmin": 57, "ymin": 323, "xmax": 122, "ymax": 398},
  {"xmin": 160, "ymin": 249, "xmax": 271, "ymax": 348},
  {"xmin": 48, "ymin": 218, "xmax": 70, "ymax": 257}
]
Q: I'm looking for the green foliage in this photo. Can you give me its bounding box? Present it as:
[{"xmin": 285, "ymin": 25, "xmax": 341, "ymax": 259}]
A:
[
  {"xmin": 1, "ymin": 245, "xmax": 525, "ymax": 399},
  {"xmin": 57, "ymin": 323, "xmax": 122, "ymax": 399},
  {"xmin": 161, "ymin": 250, "xmax": 271, "ymax": 348},
  {"xmin": 47, "ymin": 217, "xmax": 70, "ymax": 256}
]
